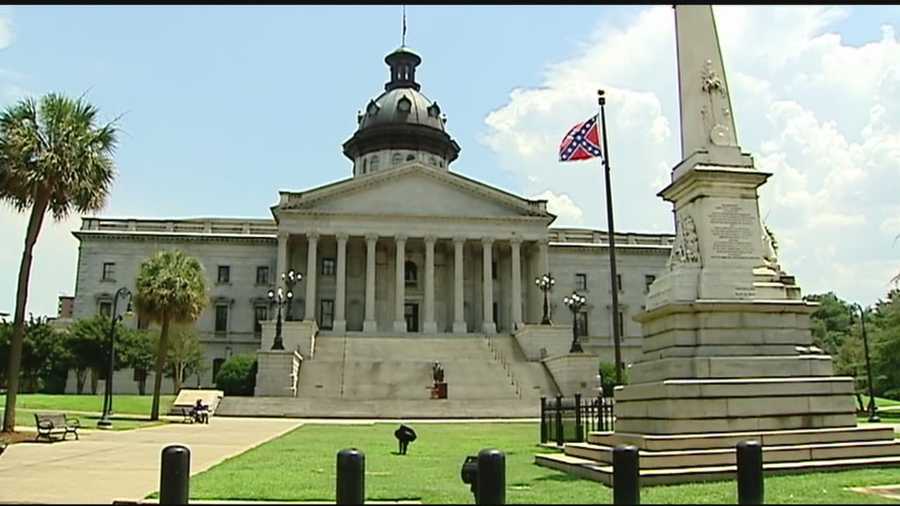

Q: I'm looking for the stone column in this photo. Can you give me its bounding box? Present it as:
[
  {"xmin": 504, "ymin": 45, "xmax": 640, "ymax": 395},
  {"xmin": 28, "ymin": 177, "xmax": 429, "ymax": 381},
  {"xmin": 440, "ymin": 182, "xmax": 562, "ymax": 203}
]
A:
[
  {"xmin": 304, "ymin": 232, "xmax": 319, "ymax": 323},
  {"xmin": 423, "ymin": 235, "xmax": 437, "ymax": 334},
  {"xmin": 276, "ymin": 232, "xmax": 289, "ymax": 289},
  {"xmin": 393, "ymin": 234, "xmax": 407, "ymax": 333},
  {"xmin": 538, "ymin": 237, "xmax": 549, "ymax": 275},
  {"xmin": 510, "ymin": 237, "xmax": 522, "ymax": 330},
  {"xmin": 333, "ymin": 233, "xmax": 348, "ymax": 333},
  {"xmin": 363, "ymin": 234, "xmax": 378, "ymax": 333},
  {"xmin": 482, "ymin": 238, "xmax": 496, "ymax": 335},
  {"xmin": 452, "ymin": 237, "xmax": 467, "ymax": 333}
]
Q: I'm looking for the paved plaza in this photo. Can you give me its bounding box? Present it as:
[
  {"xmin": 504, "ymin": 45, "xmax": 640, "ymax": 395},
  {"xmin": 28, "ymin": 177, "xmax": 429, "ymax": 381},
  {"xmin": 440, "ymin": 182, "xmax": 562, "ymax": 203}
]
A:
[{"xmin": 0, "ymin": 417, "xmax": 301, "ymax": 504}]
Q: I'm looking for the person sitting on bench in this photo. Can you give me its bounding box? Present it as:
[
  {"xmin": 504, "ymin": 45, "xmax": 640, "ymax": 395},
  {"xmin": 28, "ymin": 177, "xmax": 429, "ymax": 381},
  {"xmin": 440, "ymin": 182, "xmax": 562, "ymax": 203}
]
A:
[{"xmin": 192, "ymin": 399, "xmax": 210, "ymax": 424}]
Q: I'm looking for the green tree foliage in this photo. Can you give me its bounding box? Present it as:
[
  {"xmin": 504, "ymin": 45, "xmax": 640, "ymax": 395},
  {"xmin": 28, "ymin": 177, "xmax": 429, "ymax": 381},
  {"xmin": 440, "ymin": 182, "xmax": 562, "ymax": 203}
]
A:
[
  {"xmin": 871, "ymin": 290, "xmax": 900, "ymax": 398},
  {"xmin": 804, "ymin": 292, "xmax": 853, "ymax": 355},
  {"xmin": 0, "ymin": 317, "xmax": 69, "ymax": 393},
  {"xmin": 159, "ymin": 324, "xmax": 205, "ymax": 394},
  {"xmin": 597, "ymin": 361, "xmax": 627, "ymax": 398},
  {"xmin": 118, "ymin": 328, "xmax": 155, "ymax": 395},
  {"xmin": 0, "ymin": 93, "xmax": 119, "ymax": 431},
  {"xmin": 215, "ymin": 354, "xmax": 257, "ymax": 396},
  {"xmin": 134, "ymin": 250, "xmax": 207, "ymax": 420}
]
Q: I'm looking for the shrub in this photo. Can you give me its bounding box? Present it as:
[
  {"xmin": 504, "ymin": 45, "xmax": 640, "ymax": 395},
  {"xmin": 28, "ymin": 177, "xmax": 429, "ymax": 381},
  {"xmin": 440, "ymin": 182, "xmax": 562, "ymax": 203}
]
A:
[
  {"xmin": 598, "ymin": 361, "xmax": 628, "ymax": 397},
  {"xmin": 214, "ymin": 354, "xmax": 257, "ymax": 396}
]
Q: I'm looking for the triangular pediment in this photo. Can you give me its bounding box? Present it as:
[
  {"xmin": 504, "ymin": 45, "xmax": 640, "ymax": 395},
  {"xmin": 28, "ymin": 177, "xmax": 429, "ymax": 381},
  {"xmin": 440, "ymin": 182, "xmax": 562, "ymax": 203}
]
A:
[{"xmin": 278, "ymin": 164, "xmax": 552, "ymax": 220}]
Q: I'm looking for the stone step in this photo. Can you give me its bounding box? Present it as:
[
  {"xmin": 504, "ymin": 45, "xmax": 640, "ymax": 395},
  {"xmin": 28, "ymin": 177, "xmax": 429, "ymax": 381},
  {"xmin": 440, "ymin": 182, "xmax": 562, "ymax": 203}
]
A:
[
  {"xmin": 534, "ymin": 452, "xmax": 900, "ymax": 486},
  {"xmin": 216, "ymin": 397, "xmax": 539, "ymax": 418},
  {"xmin": 587, "ymin": 425, "xmax": 896, "ymax": 450},
  {"xmin": 564, "ymin": 438, "xmax": 900, "ymax": 469}
]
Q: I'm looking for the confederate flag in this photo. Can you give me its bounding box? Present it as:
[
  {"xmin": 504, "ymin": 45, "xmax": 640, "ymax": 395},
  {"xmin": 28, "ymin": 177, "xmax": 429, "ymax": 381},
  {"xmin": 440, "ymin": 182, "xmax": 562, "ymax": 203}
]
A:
[{"xmin": 559, "ymin": 114, "xmax": 604, "ymax": 162}]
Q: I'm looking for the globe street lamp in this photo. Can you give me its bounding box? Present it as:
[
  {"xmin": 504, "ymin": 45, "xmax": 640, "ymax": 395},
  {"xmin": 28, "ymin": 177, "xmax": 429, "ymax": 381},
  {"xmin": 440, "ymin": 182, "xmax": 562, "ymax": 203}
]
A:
[
  {"xmin": 563, "ymin": 291, "xmax": 587, "ymax": 353},
  {"xmin": 535, "ymin": 273, "xmax": 556, "ymax": 325},
  {"xmin": 268, "ymin": 270, "xmax": 301, "ymax": 350},
  {"xmin": 851, "ymin": 303, "xmax": 880, "ymax": 423},
  {"xmin": 97, "ymin": 287, "xmax": 133, "ymax": 429}
]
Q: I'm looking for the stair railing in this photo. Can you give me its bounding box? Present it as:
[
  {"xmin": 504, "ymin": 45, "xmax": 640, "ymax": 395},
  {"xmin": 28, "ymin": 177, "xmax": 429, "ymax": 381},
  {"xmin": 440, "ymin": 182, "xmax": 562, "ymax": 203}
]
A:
[{"xmin": 485, "ymin": 335, "xmax": 522, "ymax": 399}]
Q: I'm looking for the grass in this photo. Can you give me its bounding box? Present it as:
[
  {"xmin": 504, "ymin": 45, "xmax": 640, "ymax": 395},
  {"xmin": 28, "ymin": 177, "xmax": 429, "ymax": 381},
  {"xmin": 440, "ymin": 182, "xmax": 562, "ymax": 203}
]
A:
[
  {"xmin": 186, "ymin": 423, "xmax": 900, "ymax": 504},
  {"xmin": 0, "ymin": 393, "xmax": 175, "ymax": 415}
]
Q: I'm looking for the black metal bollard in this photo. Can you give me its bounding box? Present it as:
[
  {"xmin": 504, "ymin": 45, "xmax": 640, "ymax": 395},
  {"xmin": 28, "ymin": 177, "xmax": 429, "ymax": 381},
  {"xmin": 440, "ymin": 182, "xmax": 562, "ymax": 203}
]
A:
[
  {"xmin": 476, "ymin": 448, "xmax": 505, "ymax": 505},
  {"xmin": 555, "ymin": 395, "xmax": 563, "ymax": 446},
  {"xmin": 159, "ymin": 444, "xmax": 190, "ymax": 505},
  {"xmin": 540, "ymin": 396, "xmax": 548, "ymax": 444},
  {"xmin": 613, "ymin": 445, "xmax": 640, "ymax": 505},
  {"xmin": 337, "ymin": 448, "xmax": 366, "ymax": 505},
  {"xmin": 737, "ymin": 440, "xmax": 763, "ymax": 505}
]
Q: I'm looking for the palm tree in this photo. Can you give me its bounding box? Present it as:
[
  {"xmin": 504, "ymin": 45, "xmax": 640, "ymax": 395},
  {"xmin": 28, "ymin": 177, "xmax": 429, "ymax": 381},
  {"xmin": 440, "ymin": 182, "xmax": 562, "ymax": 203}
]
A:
[
  {"xmin": 133, "ymin": 250, "xmax": 207, "ymax": 420},
  {"xmin": 0, "ymin": 94, "xmax": 118, "ymax": 432}
]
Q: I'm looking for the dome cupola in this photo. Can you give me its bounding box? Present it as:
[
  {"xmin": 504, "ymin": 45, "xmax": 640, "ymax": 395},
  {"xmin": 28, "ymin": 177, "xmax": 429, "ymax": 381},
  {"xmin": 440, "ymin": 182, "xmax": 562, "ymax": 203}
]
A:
[{"xmin": 343, "ymin": 46, "xmax": 461, "ymax": 178}]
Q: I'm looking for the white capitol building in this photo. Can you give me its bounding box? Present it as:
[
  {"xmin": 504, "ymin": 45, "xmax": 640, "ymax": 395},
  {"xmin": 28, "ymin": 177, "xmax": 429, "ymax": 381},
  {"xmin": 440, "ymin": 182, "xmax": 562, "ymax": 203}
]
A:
[{"xmin": 68, "ymin": 45, "xmax": 672, "ymax": 404}]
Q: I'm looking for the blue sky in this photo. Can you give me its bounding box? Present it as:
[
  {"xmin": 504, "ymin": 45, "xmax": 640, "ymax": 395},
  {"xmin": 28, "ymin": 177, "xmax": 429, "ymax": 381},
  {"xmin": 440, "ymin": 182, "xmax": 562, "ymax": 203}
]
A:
[{"xmin": 2, "ymin": 5, "xmax": 900, "ymax": 317}]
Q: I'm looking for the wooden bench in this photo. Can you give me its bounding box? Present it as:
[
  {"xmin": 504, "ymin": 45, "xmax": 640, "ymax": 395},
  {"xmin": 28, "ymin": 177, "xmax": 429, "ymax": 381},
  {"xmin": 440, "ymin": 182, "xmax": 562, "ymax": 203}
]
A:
[{"xmin": 34, "ymin": 413, "xmax": 80, "ymax": 442}]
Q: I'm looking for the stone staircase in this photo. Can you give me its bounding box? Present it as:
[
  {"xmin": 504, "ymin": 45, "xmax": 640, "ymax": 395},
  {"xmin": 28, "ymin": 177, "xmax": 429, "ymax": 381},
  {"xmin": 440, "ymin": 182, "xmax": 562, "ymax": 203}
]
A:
[
  {"xmin": 535, "ymin": 425, "xmax": 900, "ymax": 485},
  {"xmin": 219, "ymin": 334, "xmax": 560, "ymax": 418}
]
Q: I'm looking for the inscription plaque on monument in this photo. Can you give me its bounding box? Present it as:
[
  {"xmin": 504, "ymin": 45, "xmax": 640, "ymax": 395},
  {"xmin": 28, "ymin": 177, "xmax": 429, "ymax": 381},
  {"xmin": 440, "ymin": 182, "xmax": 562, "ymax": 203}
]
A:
[{"xmin": 708, "ymin": 201, "xmax": 757, "ymax": 260}]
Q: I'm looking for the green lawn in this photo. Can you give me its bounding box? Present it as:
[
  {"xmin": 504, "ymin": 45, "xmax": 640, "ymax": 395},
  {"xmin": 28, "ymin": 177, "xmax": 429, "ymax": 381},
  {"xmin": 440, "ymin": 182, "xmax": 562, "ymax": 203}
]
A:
[
  {"xmin": 185, "ymin": 423, "xmax": 900, "ymax": 504},
  {"xmin": 0, "ymin": 393, "xmax": 175, "ymax": 415}
]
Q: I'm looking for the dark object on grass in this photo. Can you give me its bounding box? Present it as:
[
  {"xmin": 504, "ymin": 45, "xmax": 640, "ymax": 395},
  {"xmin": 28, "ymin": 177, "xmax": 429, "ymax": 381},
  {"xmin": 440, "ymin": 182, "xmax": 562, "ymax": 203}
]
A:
[
  {"xmin": 460, "ymin": 455, "xmax": 478, "ymax": 498},
  {"xmin": 394, "ymin": 424, "xmax": 417, "ymax": 455}
]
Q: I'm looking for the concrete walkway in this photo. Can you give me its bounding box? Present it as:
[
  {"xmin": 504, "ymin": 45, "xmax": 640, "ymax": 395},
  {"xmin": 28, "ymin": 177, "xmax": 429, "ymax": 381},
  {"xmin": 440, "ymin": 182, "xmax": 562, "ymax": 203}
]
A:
[{"xmin": 0, "ymin": 416, "xmax": 301, "ymax": 504}]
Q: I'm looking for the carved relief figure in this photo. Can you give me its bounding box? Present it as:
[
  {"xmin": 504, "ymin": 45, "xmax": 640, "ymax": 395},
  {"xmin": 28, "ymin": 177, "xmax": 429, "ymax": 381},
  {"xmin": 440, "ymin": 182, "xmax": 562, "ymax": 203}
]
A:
[
  {"xmin": 667, "ymin": 213, "xmax": 702, "ymax": 269},
  {"xmin": 761, "ymin": 224, "xmax": 780, "ymax": 270},
  {"xmin": 699, "ymin": 59, "xmax": 736, "ymax": 147}
]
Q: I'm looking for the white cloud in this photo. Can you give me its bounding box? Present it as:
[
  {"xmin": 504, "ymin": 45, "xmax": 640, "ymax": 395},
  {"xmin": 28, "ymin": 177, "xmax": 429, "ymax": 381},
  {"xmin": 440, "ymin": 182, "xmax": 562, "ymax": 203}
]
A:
[
  {"xmin": 0, "ymin": 14, "xmax": 11, "ymax": 50},
  {"xmin": 530, "ymin": 190, "xmax": 584, "ymax": 226},
  {"xmin": 482, "ymin": 5, "xmax": 900, "ymax": 306}
]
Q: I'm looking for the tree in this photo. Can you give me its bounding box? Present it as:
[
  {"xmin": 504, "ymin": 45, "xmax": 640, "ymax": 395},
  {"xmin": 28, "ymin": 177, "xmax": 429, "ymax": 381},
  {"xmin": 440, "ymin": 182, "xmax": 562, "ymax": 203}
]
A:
[
  {"xmin": 66, "ymin": 316, "xmax": 111, "ymax": 394},
  {"xmin": 215, "ymin": 354, "xmax": 257, "ymax": 396},
  {"xmin": 871, "ymin": 291, "xmax": 900, "ymax": 398},
  {"xmin": 118, "ymin": 328, "xmax": 155, "ymax": 395},
  {"xmin": 133, "ymin": 250, "xmax": 207, "ymax": 420},
  {"xmin": 0, "ymin": 94, "xmax": 118, "ymax": 432},
  {"xmin": 804, "ymin": 292, "xmax": 853, "ymax": 356},
  {"xmin": 160, "ymin": 324, "xmax": 205, "ymax": 394}
]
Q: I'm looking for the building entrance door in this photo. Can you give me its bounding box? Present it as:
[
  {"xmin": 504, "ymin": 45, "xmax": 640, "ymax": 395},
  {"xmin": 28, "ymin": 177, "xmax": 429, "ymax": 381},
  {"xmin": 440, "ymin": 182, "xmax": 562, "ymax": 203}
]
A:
[{"xmin": 404, "ymin": 303, "xmax": 419, "ymax": 332}]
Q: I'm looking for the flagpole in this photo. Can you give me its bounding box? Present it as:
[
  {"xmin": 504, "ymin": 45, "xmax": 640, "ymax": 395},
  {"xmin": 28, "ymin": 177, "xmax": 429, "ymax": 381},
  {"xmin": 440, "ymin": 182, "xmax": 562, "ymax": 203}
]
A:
[{"xmin": 598, "ymin": 89, "xmax": 624, "ymax": 386}]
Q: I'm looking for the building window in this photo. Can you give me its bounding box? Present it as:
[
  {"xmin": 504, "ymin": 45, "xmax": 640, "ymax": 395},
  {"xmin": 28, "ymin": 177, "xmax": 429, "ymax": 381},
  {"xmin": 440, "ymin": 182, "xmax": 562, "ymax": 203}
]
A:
[
  {"xmin": 575, "ymin": 273, "xmax": 588, "ymax": 291},
  {"xmin": 212, "ymin": 358, "xmax": 226, "ymax": 383},
  {"xmin": 618, "ymin": 311, "xmax": 625, "ymax": 338},
  {"xmin": 644, "ymin": 274, "xmax": 656, "ymax": 293},
  {"xmin": 492, "ymin": 261, "xmax": 497, "ymax": 280},
  {"xmin": 370, "ymin": 155, "xmax": 380, "ymax": 172},
  {"xmin": 320, "ymin": 299, "xmax": 334, "ymax": 330},
  {"xmin": 133, "ymin": 367, "xmax": 146, "ymax": 382},
  {"xmin": 575, "ymin": 312, "xmax": 588, "ymax": 338},
  {"xmin": 98, "ymin": 301, "xmax": 112, "ymax": 318},
  {"xmin": 406, "ymin": 153, "xmax": 415, "ymax": 161},
  {"xmin": 254, "ymin": 305, "xmax": 268, "ymax": 336},
  {"xmin": 405, "ymin": 261, "xmax": 418, "ymax": 285},
  {"xmin": 101, "ymin": 262, "xmax": 116, "ymax": 281},
  {"xmin": 616, "ymin": 274, "xmax": 623, "ymax": 292},
  {"xmin": 217, "ymin": 265, "xmax": 230, "ymax": 284},
  {"xmin": 137, "ymin": 313, "xmax": 150, "ymax": 330},
  {"xmin": 256, "ymin": 266, "xmax": 269, "ymax": 285},
  {"xmin": 322, "ymin": 258, "xmax": 336, "ymax": 276},
  {"xmin": 215, "ymin": 304, "xmax": 228, "ymax": 333}
]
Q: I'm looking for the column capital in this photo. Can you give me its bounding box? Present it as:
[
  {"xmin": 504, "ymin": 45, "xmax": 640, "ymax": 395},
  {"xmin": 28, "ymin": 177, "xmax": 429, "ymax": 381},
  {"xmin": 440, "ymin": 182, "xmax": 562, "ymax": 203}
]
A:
[
  {"xmin": 509, "ymin": 236, "xmax": 523, "ymax": 245},
  {"xmin": 481, "ymin": 237, "xmax": 495, "ymax": 246},
  {"xmin": 307, "ymin": 231, "xmax": 320, "ymax": 241},
  {"xmin": 278, "ymin": 231, "xmax": 290, "ymax": 241},
  {"xmin": 365, "ymin": 233, "xmax": 379, "ymax": 243},
  {"xmin": 394, "ymin": 233, "xmax": 408, "ymax": 243},
  {"xmin": 424, "ymin": 235, "xmax": 437, "ymax": 245},
  {"xmin": 453, "ymin": 236, "xmax": 467, "ymax": 245},
  {"xmin": 336, "ymin": 232, "xmax": 350, "ymax": 242}
]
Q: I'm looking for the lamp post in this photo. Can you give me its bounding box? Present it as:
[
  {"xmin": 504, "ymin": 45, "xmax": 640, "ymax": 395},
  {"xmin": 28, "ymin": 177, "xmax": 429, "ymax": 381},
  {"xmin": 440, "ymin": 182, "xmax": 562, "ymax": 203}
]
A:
[
  {"xmin": 97, "ymin": 287, "xmax": 133, "ymax": 429},
  {"xmin": 852, "ymin": 303, "xmax": 880, "ymax": 423},
  {"xmin": 282, "ymin": 269, "xmax": 300, "ymax": 321},
  {"xmin": 563, "ymin": 291, "xmax": 587, "ymax": 353},
  {"xmin": 268, "ymin": 269, "xmax": 301, "ymax": 350},
  {"xmin": 535, "ymin": 273, "xmax": 556, "ymax": 325}
]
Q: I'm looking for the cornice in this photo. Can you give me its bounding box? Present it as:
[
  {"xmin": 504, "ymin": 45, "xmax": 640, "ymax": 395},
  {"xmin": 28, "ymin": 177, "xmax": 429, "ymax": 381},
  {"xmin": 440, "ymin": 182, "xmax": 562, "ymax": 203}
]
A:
[{"xmin": 73, "ymin": 230, "xmax": 277, "ymax": 246}]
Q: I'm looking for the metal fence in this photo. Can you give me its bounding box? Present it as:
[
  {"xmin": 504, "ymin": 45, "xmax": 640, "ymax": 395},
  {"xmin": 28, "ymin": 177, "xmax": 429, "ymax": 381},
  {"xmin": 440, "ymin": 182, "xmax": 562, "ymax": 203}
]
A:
[{"xmin": 540, "ymin": 394, "xmax": 614, "ymax": 446}]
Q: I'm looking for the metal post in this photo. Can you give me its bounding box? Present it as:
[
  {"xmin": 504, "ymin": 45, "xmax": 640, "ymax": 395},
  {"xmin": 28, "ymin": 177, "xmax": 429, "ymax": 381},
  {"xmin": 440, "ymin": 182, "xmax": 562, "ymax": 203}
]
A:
[
  {"xmin": 574, "ymin": 393, "xmax": 583, "ymax": 441},
  {"xmin": 613, "ymin": 445, "xmax": 639, "ymax": 505},
  {"xmin": 336, "ymin": 448, "xmax": 365, "ymax": 505},
  {"xmin": 598, "ymin": 90, "xmax": 623, "ymax": 386},
  {"xmin": 737, "ymin": 441, "xmax": 763, "ymax": 505},
  {"xmin": 856, "ymin": 304, "xmax": 880, "ymax": 422},
  {"xmin": 272, "ymin": 299, "xmax": 284, "ymax": 350},
  {"xmin": 540, "ymin": 396, "xmax": 547, "ymax": 444},
  {"xmin": 476, "ymin": 449, "xmax": 505, "ymax": 505},
  {"xmin": 555, "ymin": 395, "xmax": 564, "ymax": 446},
  {"xmin": 160, "ymin": 445, "xmax": 190, "ymax": 505}
]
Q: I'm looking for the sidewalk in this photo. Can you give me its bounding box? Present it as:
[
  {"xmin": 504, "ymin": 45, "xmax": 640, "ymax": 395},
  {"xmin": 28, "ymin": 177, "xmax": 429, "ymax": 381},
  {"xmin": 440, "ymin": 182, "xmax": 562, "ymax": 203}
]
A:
[{"xmin": 0, "ymin": 416, "xmax": 301, "ymax": 504}]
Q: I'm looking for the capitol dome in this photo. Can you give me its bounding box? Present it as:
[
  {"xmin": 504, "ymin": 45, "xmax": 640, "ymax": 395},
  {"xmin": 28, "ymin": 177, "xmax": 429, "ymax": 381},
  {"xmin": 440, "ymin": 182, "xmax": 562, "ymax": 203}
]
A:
[{"xmin": 343, "ymin": 46, "xmax": 461, "ymax": 177}]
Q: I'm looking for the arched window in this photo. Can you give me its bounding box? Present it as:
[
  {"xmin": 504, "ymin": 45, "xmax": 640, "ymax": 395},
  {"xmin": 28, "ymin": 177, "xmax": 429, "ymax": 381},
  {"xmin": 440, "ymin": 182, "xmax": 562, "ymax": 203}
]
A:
[
  {"xmin": 405, "ymin": 261, "xmax": 418, "ymax": 286},
  {"xmin": 370, "ymin": 155, "xmax": 380, "ymax": 172},
  {"xmin": 392, "ymin": 152, "xmax": 403, "ymax": 165}
]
